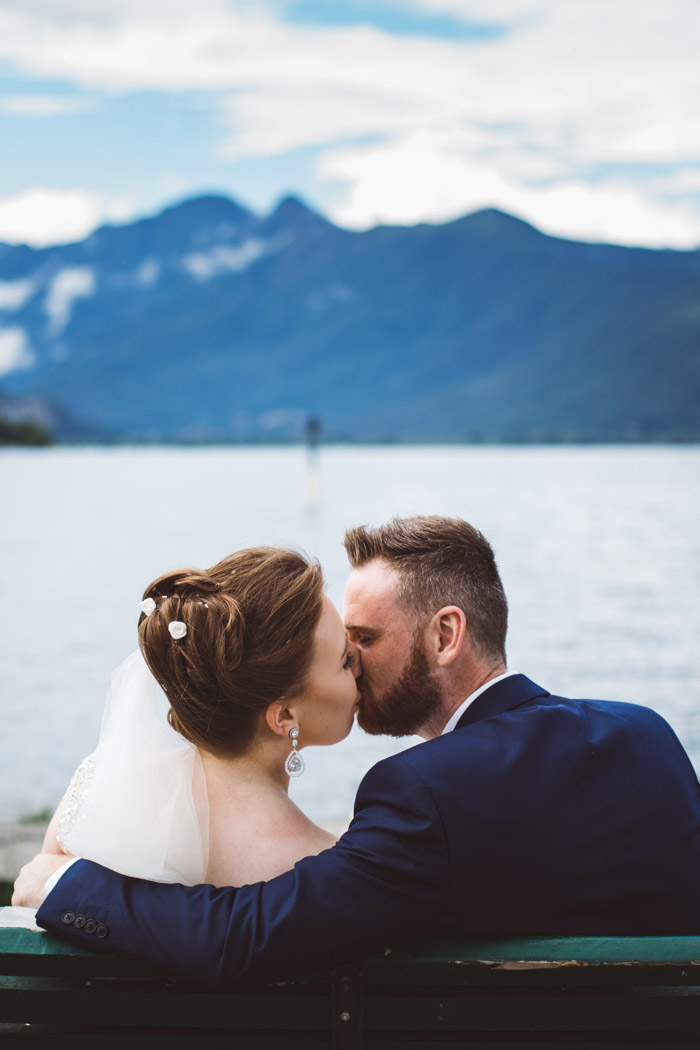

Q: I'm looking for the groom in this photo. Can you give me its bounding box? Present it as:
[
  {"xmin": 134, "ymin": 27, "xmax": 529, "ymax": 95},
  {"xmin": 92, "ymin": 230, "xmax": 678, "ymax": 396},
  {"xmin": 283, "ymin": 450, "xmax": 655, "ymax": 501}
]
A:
[{"xmin": 15, "ymin": 515, "xmax": 700, "ymax": 985}]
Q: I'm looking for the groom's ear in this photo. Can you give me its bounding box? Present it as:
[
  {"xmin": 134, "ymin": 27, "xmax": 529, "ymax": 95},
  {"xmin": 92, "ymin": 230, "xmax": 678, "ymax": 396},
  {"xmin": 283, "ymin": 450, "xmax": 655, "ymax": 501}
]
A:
[
  {"xmin": 428, "ymin": 606, "xmax": 467, "ymax": 667},
  {"xmin": 264, "ymin": 700, "xmax": 297, "ymax": 738}
]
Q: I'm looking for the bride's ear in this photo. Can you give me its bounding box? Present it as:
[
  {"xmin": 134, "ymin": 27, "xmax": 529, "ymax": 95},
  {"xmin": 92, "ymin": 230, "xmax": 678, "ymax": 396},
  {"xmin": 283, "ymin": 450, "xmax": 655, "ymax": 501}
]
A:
[{"xmin": 264, "ymin": 699, "xmax": 298, "ymax": 739}]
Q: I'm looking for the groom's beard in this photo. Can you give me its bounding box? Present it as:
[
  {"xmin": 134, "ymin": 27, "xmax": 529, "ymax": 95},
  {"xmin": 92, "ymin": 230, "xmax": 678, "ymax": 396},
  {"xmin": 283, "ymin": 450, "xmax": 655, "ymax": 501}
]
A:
[{"xmin": 357, "ymin": 638, "xmax": 443, "ymax": 737}]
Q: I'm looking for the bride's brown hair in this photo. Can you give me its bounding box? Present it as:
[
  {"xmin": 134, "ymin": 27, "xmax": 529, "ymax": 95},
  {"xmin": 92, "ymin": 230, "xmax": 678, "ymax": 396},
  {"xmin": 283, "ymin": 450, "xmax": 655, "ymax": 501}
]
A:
[{"xmin": 137, "ymin": 547, "xmax": 324, "ymax": 757}]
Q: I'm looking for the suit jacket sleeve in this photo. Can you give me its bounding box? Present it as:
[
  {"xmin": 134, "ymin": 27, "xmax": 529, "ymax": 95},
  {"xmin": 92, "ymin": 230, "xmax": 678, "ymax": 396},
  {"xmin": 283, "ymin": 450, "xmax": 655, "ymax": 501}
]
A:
[{"xmin": 37, "ymin": 756, "xmax": 449, "ymax": 987}]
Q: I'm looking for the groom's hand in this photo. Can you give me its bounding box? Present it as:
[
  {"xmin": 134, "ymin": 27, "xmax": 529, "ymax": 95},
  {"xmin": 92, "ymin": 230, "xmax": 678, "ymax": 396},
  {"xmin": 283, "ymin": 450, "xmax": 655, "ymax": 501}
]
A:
[{"xmin": 12, "ymin": 852, "xmax": 74, "ymax": 909}]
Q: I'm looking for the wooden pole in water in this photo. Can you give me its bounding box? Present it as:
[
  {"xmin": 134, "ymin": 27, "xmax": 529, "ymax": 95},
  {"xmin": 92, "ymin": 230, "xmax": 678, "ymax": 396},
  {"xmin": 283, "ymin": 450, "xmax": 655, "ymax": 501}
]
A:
[{"xmin": 304, "ymin": 415, "xmax": 321, "ymax": 513}]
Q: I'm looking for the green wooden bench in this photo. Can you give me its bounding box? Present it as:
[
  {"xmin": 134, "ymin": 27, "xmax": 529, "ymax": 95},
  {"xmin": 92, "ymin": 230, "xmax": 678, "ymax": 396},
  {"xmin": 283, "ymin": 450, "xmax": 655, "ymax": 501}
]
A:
[{"xmin": 3, "ymin": 927, "xmax": 700, "ymax": 1048}]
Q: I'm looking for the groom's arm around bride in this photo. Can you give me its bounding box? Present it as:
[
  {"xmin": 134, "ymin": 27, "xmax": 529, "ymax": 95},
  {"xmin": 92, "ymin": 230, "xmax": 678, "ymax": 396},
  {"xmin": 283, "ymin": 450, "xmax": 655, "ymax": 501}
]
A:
[{"xmin": 17, "ymin": 517, "xmax": 700, "ymax": 986}]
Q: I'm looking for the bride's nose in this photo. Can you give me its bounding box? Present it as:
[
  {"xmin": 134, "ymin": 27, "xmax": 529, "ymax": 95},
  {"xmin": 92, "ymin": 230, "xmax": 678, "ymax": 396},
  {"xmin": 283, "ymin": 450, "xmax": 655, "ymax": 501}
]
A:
[{"xmin": 348, "ymin": 641, "xmax": 361, "ymax": 678}]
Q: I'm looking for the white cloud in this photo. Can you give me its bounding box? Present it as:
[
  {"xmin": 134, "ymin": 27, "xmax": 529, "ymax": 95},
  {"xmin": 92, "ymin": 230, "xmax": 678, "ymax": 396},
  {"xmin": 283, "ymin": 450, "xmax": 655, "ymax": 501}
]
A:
[
  {"xmin": 0, "ymin": 327, "xmax": 34, "ymax": 375},
  {"xmin": 0, "ymin": 189, "xmax": 135, "ymax": 247},
  {"xmin": 219, "ymin": 81, "xmax": 424, "ymax": 159},
  {"xmin": 0, "ymin": 0, "xmax": 230, "ymax": 23},
  {"xmin": 0, "ymin": 95, "xmax": 95, "ymax": 116},
  {"xmin": 44, "ymin": 267, "xmax": 96, "ymax": 334},
  {"xmin": 2, "ymin": 0, "xmax": 696, "ymax": 158},
  {"xmin": 0, "ymin": 278, "xmax": 36, "ymax": 310},
  {"xmin": 396, "ymin": 0, "xmax": 543, "ymax": 17},
  {"xmin": 651, "ymin": 170, "xmax": 700, "ymax": 195},
  {"xmin": 517, "ymin": 182, "xmax": 700, "ymax": 250},
  {"xmin": 322, "ymin": 134, "xmax": 700, "ymax": 248},
  {"xmin": 0, "ymin": 4, "xmax": 280, "ymax": 91}
]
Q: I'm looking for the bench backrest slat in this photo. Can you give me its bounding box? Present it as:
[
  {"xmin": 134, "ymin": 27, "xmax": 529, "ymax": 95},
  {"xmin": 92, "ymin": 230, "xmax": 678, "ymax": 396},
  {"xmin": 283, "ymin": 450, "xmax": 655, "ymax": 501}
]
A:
[{"xmin": 4, "ymin": 929, "xmax": 700, "ymax": 1048}]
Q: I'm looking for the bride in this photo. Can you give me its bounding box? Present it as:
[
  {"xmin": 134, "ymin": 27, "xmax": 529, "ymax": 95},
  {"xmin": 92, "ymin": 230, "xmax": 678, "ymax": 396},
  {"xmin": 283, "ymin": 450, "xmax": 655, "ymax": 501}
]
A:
[{"xmin": 10, "ymin": 546, "xmax": 360, "ymax": 919}]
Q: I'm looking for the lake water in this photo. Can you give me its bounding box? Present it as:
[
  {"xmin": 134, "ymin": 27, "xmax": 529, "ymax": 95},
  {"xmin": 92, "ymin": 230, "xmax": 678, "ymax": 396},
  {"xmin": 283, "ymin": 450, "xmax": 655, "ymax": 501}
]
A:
[{"xmin": 1, "ymin": 445, "xmax": 699, "ymax": 827}]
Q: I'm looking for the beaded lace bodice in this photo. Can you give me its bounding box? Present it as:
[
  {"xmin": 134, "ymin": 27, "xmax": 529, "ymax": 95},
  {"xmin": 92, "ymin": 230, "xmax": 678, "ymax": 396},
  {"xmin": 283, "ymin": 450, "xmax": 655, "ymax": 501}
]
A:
[{"xmin": 56, "ymin": 751, "xmax": 98, "ymax": 853}]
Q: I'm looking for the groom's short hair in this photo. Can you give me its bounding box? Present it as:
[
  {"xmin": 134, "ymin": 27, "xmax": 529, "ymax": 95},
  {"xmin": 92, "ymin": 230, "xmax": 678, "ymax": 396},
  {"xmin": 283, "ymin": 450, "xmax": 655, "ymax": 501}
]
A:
[{"xmin": 344, "ymin": 515, "xmax": 508, "ymax": 661}]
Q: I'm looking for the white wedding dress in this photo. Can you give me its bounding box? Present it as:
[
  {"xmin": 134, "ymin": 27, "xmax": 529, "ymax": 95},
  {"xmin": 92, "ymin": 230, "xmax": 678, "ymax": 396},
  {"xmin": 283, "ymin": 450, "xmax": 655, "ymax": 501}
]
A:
[{"xmin": 1, "ymin": 650, "xmax": 210, "ymax": 931}]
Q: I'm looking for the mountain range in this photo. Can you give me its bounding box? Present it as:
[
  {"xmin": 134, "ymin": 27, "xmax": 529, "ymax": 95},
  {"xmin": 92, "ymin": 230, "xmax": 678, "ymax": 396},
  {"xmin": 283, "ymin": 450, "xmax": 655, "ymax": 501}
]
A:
[{"xmin": 1, "ymin": 193, "xmax": 699, "ymax": 442}]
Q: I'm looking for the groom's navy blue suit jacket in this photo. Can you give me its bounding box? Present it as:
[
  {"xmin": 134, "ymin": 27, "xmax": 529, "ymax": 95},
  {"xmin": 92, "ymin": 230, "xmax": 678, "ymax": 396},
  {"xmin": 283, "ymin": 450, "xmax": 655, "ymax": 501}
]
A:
[{"xmin": 38, "ymin": 675, "xmax": 700, "ymax": 986}]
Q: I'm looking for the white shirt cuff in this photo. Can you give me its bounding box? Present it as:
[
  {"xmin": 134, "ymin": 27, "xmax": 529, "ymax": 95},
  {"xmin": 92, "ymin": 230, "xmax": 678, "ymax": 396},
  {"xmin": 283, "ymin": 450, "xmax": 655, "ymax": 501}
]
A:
[{"xmin": 43, "ymin": 857, "xmax": 81, "ymax": 901}]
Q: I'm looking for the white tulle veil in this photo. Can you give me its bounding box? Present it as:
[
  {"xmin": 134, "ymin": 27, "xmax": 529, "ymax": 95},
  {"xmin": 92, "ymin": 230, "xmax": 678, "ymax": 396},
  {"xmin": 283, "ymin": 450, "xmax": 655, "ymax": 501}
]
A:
[{"xmin": 57, "ymin": 649, "xmax": 209, "ymax": 885}]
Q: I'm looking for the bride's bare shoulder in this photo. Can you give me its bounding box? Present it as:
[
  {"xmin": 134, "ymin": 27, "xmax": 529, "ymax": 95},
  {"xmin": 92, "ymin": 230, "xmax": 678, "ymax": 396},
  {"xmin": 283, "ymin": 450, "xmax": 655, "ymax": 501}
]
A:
[{"xmin": 206, "ymin": 796, "xmax": 337, "ymax": 887}]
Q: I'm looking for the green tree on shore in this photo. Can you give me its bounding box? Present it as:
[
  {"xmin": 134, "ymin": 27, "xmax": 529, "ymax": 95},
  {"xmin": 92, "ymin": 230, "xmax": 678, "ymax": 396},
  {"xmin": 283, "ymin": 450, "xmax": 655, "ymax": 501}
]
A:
[{"xmin": 0, "ymin": 418, "xmax": 53, "ymax": 446}]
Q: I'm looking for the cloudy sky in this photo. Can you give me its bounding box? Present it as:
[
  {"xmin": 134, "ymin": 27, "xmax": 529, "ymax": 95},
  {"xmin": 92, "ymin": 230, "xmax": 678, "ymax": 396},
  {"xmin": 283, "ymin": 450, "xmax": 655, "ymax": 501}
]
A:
[{"xmin": 0, "ymin": 0, "xmax": 698, "ymax": 249}]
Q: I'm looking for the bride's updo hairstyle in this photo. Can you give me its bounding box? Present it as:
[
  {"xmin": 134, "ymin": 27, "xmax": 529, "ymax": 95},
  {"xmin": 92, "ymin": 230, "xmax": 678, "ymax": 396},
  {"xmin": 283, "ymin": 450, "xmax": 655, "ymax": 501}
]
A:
[{"xmin": 137, "ymin": 547, "xmax": 324, "ymax": 758}]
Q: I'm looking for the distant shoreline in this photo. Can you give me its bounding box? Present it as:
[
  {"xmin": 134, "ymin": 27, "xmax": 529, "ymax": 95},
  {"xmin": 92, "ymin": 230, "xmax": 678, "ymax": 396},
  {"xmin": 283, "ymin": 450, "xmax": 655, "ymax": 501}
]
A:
[{"xmin": 3, "ymin": 437, "xmax": 700, "ymax": 449}]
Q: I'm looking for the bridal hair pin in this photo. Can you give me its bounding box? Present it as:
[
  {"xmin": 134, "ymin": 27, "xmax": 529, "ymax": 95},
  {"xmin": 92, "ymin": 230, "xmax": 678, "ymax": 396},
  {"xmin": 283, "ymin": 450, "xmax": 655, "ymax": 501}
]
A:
[
  {"xmin": 168, "ymin": 621, "xmax": 188, "ymax": 640},
  {"xmin": 139, "ymin": 597, "xmax": 156, "ymax": 617}
]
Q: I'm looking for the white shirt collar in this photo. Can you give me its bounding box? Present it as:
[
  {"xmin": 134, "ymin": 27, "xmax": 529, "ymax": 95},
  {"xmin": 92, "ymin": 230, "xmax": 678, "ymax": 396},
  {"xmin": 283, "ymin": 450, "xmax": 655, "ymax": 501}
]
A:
[{"xmin": 441, "ymin": 670, "xmax": 520, "ymax": 735}]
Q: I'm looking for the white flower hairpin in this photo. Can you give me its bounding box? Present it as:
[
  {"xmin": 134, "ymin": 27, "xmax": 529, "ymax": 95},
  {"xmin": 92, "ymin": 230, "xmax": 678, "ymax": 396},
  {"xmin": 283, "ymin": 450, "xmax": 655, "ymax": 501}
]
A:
[
  {"xmin": 139, "ymin": 597, "xmax": 156, "ymax": 616},
  {"xmin": 168, "ymin": 621, "xmax": 188, "ymax": 640}
]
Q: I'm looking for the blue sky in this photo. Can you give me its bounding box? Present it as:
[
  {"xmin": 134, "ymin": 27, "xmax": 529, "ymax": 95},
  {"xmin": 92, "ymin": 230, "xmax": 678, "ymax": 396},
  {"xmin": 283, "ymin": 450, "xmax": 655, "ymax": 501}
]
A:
[{"xmin": 0, "ymin": 0, "xmax": 698, "ymax": 248}]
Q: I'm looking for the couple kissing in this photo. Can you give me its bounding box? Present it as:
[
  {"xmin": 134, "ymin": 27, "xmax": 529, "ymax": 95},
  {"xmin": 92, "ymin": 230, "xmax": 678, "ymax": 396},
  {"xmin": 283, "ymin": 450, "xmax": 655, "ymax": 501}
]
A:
[{"xmin": 12, "ymin": 515, "xmax": 700, "ymax": 985}]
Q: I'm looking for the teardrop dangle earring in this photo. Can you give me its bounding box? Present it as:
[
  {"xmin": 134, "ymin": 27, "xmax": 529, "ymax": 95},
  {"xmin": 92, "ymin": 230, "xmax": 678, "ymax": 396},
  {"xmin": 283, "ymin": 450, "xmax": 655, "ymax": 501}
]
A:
[{"xmin": 284, "ymin": 727, "xmax": 305, "ymax": 778}]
